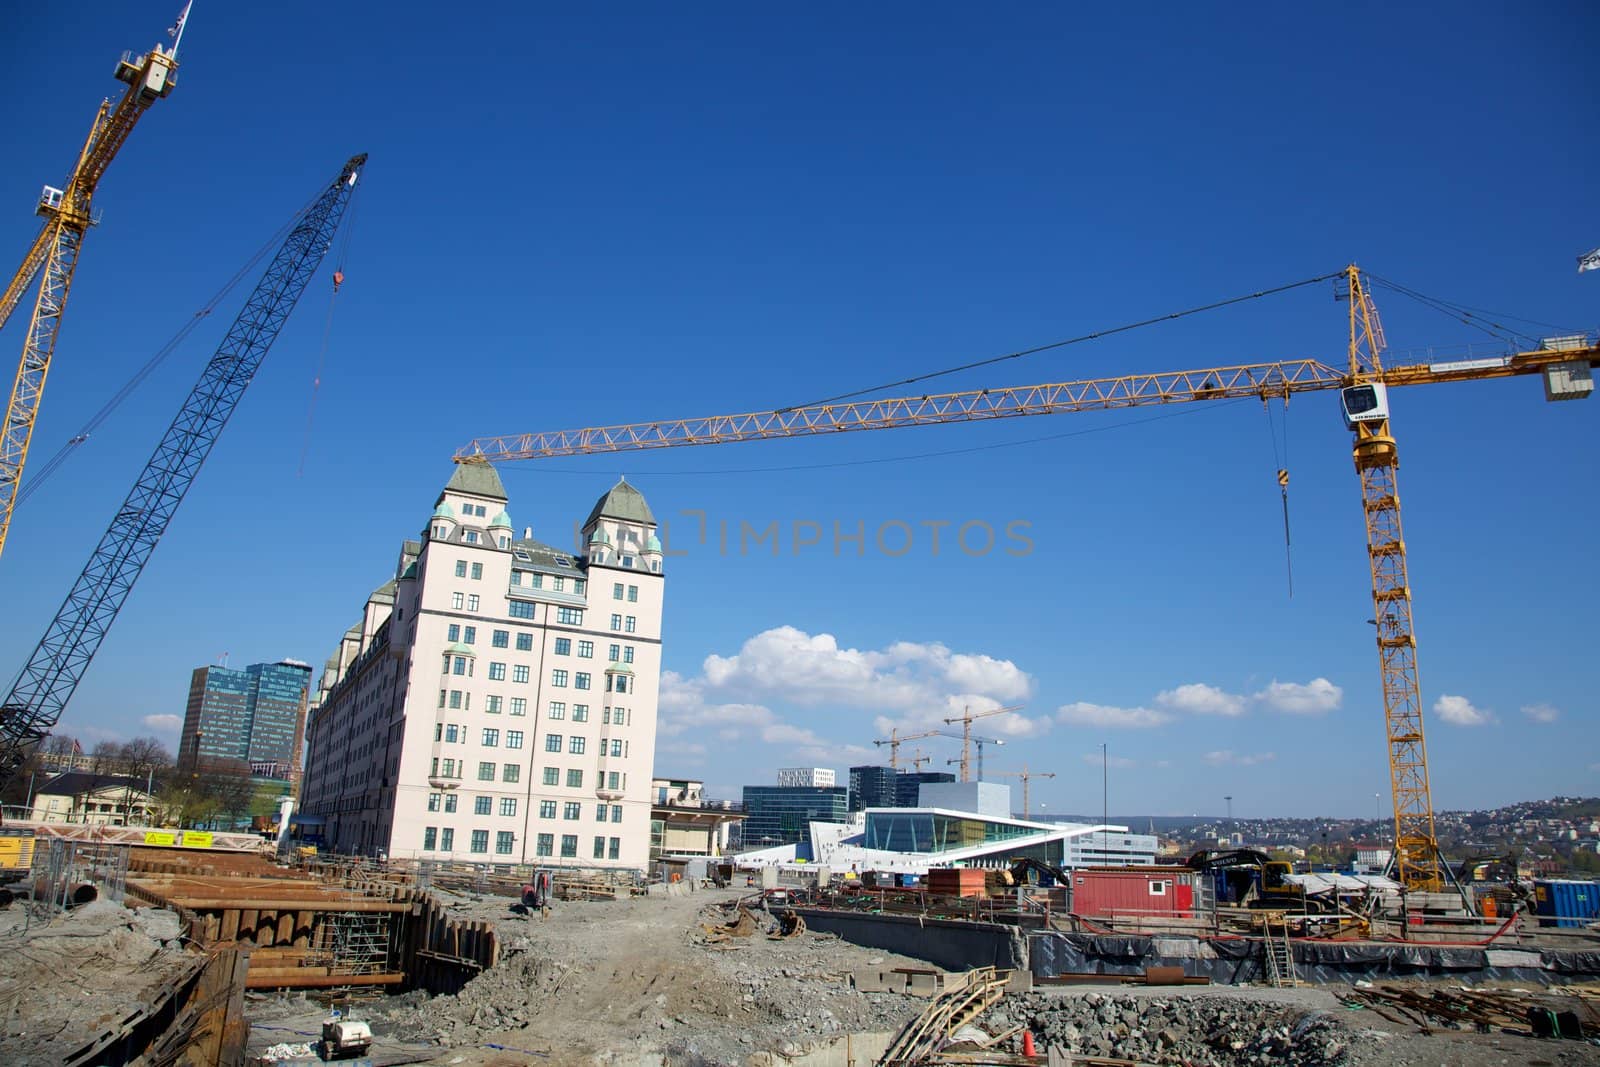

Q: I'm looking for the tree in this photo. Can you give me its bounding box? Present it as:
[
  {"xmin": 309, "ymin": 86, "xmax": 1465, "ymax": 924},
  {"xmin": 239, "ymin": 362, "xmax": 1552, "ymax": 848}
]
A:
[{"xmin": 115, "ymin": 736, "xmax": 172, "ymax": 824}]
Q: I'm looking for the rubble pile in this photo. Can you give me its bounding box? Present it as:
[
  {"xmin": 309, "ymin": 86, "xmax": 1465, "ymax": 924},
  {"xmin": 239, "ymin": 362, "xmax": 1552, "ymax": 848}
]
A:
[{"xmin": 990, "ymin": 992, "xmax": 1354, "ymax": 1066}]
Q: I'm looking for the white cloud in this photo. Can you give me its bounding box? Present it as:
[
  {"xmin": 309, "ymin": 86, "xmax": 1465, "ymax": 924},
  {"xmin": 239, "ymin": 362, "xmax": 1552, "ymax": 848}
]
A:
[
  {"xmin": 1255, "ymin": 678, "xmax": 1342, "ymax": 715},
  {"xmin": 1056, "ymin": 702, "xmax": 1173, "ymax": 729},
  {"xmin": 1521, "ymin": 703, "xmax": 1560, "ymax": 724},
  {"xmin": 1157, "ymin": 683, "xmax": 1246, "ymax": 717},
  {"xmin": 1203, "ymin": 749, "xmax": 1277, "ymax": 767},
  {"xmin": 1081, "ymin": 752, "xmax": 1138, "ymax": 769},
  {"xmin": 142, "ymin": 714, "xmax": 182, "ymax": 733},
  {"xmin": 1433, "ymin": 694, "xmax": 1494, "ymax": 727}
]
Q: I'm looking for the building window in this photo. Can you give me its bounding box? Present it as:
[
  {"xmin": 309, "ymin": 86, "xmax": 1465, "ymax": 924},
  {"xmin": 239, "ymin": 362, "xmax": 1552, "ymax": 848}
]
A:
[
  {"xmin": 609, "ymin": 614, "xmax": 622, "ymax": 631},
  {"xmin": 536, "ymin": 833, "xmax": 553, "ymax": 856},
  {"xmin": 502, "ymin": 764, "xmax": 520, "ymax": 783},
  {"xmin": 424, "ymin": 827, "xmax": 437, "ymax": 850},
  {"xmin": 444, "ymin": 724, "xmax": 460, "ymax": 743},
  {"xmin": 551, "ymin": 669, "xmax": 568, "ymax": 688},
  {"xmin": 572, "ymin": 704, "xmax": 589, "ymax": 723},
  {"xmin": 455, "ymin": 561, "xmax": 468, "ymax": 578},
  {"xmin": 611, "ymin": 675, "xmax": 629, "ymax": 695},
  {"xmin": 496, "ymin": 831, "xmax": 515, "ymax": 855},
  {"xmin": 574, "ymin": 672, "xmax": 591, "ymax": 691},
  {"xmin": 451, "ymin": 656, "xmax": 468, "ymax": 676},
  {"xmin": 569, "ymin": 736, "xmax": 586, "ymax": 755},
  {"xmin": 510, "ymin": 697, "xmax": 527, "ymax": 716},
  {"xmin": 554, "ymin": 637, "xmax": 571, "ymax": 656},
  {"xmin": 471, "ymin": 829, "xmax": 488, "ymax": 853},
  {"xmin": 593, "ymin": 836, "xmax": 606, "ymax": 859},
  {"xmin": 627, "ymin": 585, "xmax": 638, "ymax": 602},
  {"xmin": 447, "ymin": 623, "xmax": 461, "ymax": 641},
  {"xmin": 463, "ymin": 625, "xmax": 476, "ymax": 644},
  {"xmin": 492, "ymin": 629, "xmax": 509, "ymax": 648},
  {"xmin": 440, "ymin": 828, "xmax": 455, "ymax": 851},
  {"xmin": 567, "ymin": 769, "xmax": 583, "ymax": 788},
  {"xmin": 575, "ymin": 579, "xmax": 586, "ymax": 594},
  {"xmin": 482, "ymin": 728, "xmax": 499, "ymax": 747},
  {"xmin": 609, "ymin": 739, "xmax": 623, "ymax": 758},
  {"xmin": 545, "ymin": 734, "xmax": 562, "ymax": 753},
  {"xmin": 444, "ymin": 794, "xmax": 458, "ymax": 812},
  {"xmin": 548, "ymin": 701, "xmax": 566, "ymax": 720},
  {"xmin": 613, "ymin": 583, "xmax": 624, "ymax": 600},
  {"xmin": 471, "ymin": 562, "xmax": 483, "ymax": 580},
  {"xmin": 478, "ymin": 761, "xmax": 495, "ymax": 780},
  {"xmin": 561, "ymin": 835, "xmax": 578, "ymax": 858},
  {"xmin": 607, "ymin": 771, "xmax": 620, "ymax": 790},
  {"xmin": 486, "ymin": 695, "xmax": 502, "ymax": 714},
  {"xmin": 608, "ymin": 644, "xmax": 620, "ymax": 662},
  {"xmin": 427, "ymin": 793, "xmax": 441, "ymax": 812},
  {"xmin": 595, "ymin": 804, "xmax": 608, "ymax": 822},
  {"xmin": 539, "ymin": 800, "xmax": 557, "ymax": 819},
  {"xmin": 488, "ymin": 662, "xmax": 507, "ymax": 681},
  {"xmin": 513, "ymin": 665, "xmax": 530, "ymax": 684},
  {"xmin": 438, "ymin": 688, "xmax": 447, "ymax": 708},
  {"xmin": 609, "ymin": 837, "xmax": 620, "ymax": 859},
  {"xmin": 465, "ymin": 531, "xmax": 479, "ymax": 545},
  {"xmin": 624, "ymin": 616, "xmax": 636, "ymax": 633},
  {"xmin": 563, "ymin": 803, "xmax": 581, "ymax": 821},
  {"xmin": 440, "ymin": 758, "xmax": 457, "ymax": 778},
  {"xmin": 448, "ymin": 690, "xmax": 462, "ymax": 709},
  {"xmin": 475, "ymin": 796, "xmax": 491, "ymax": 815},
  {"xmin": 557, "ymin": 607, "xmax": 582, "ymax": 626},
  {"xmin": 506, "ymin": 730, "xmax": 524, "ymax": 749},
  {"xmin": 612, "ymin": 805, "xmax": 623, "ymax": 823},
  {"xmin": 452, "ymin": 592, "xmax": 464, "ymax": 610},
  {"xmin": 515, "ymin": 632, "xmax": 533, "ymax": 651},
  {"xmin": 510, "ymin": 570, "xmax": 522, "ymax": 586},
  {"xmin": 530, "ymin": 573, "xmax": 544, "ymax": 589},
  {"xmin": 623, "ymin": 647, "xmax": 634, "ymax": 664},
  {"xmin": 553, "ymin": 576, "xmax": 565, "ymax": 592},
  {"xmin": 499, "ymin": 797, "xmax": 517, "ymax": 817},
  {"xmin": 509, "ymin": 601, "xmax": 534, "ymax": 619},
  {"xmin": 542, "ymin": 767, "xmax": 559, "ymax": 786},
  {"xmin": 467, "ymin": 594, "xmax": 480, "ymax": 612}
]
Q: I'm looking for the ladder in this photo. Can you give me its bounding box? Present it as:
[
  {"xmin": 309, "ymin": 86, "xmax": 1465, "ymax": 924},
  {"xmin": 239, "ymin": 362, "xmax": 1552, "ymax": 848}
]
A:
[{"xmin": 1261, "ymin": 914, "xmax": 1297, "ymax": 987}]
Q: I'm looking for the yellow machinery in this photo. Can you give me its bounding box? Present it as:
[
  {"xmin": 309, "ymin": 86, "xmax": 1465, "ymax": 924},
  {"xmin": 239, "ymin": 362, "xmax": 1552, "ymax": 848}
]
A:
[
  {"xmin": 0, "ymin": 6, "xmax": 188, "ymax": 562},
  {"xmin": 455, "ymin": 267, "xmax": 1598, "ymax": 891},
  {"xmin": 944, "ymin": 703, "xmax": 1026, "ymax": 783}
]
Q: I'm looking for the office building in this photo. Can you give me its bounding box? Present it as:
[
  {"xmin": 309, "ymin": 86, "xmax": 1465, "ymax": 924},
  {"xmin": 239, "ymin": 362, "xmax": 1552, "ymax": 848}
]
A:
[
  {"xmin": 301, "ymin": 464, "xmax": 664, "ymax": 870},
  {"xmin": 178, "ymin": 660, "xmax": 312, "ymax": 782},
  {"xmin": 848, "ymin": 765, "xmax": 957, "ymax": 811},
  {"xmin": 741, "ymin": 784, "xmax": 850, "ymax": 847}
]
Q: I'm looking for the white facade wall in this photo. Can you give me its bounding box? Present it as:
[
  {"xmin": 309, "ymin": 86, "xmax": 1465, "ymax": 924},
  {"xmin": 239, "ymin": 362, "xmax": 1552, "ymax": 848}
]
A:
[
  {"xmin": 777, "ymin": 768, "xmax": 836, "ymax": 788},
  {"xmin": 303, "ymin": 473, "xmax": 664, "ymax": 873}
]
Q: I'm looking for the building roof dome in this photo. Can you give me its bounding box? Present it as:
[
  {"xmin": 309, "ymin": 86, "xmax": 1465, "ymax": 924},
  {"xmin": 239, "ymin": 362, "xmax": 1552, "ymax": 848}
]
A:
[
  {"xmin": 589, "ymin": 526, "xmax": 611, "ymax": 545},
  {"xmin": 489, "ymin": 509, "xmax": 512, "ymax": 530},
  {"xmin": 432, "ymin": 501, "xmax": 456, "ymax": 521},
  {"xmin": 584, "ymin": 477, "xmax": 655, "ymax": 528},
  {"xmin": 645, "ymin": 532, "xmax": 662, "ymax": 553}
]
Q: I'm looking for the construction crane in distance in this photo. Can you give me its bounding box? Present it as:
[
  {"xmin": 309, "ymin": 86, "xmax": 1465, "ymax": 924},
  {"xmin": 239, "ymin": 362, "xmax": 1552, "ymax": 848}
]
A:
[
  {"xmin": 995, "ymin": 765, "xmax": 1057, "ymax": 815},
  {"xmin": 454, "ymin": 266, "xmax": 1598, "ymax": 894},
  {"xmin": 903, "ymin": 749, "xmax": 932, "ymax": 771},
  {"xmin": 939, "ymin": 731, "xmax": 1004, "ymax": 783},
  {"xmin": 944, "ymin": 704, "xmax": 1026, "ymax": 783},
  {"xmin": 0, "ymin": 153, "xmax": 365, "ymax": 794},
  {"xmin": 0, "ymin": 4, "xmax": 190, "ymax": 564},
  {"xmin": 872, "ymin": 727, "xmax": 944, "ymax": 770}
]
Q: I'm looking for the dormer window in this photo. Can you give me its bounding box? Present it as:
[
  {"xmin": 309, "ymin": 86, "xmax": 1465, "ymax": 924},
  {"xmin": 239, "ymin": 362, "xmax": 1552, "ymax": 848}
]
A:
[
  {"xmin": 650, "ymin": 560, "xmax": 661, "ymax": 573},
  {"xmin": 621, "ymin": 555, "xmax": 635, "ymax": 568},
  {"xmin": 498, "ymin": 536, "xmax": 509, "ymax": 549},
  {"xmin": 433, "ymin": 525, "xmax": 447, "ymax": 539},
  {"xmin": 465, "ymin": 531, "xmax": 479, "ymax": 545}
]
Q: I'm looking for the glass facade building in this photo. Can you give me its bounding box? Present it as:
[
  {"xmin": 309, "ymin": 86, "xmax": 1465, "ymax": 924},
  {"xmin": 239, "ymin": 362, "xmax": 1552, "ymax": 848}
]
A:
[
  {"xmin": 864, "ymin": 810, "xmax": 1046, "ymax": 853},
  {"xmin": 180, "ymin": 661, "xmax": 312, "ymax": 779},
  {"xmin": 848, "ymin": 766, "xmax": 957, "ymax": 811},
  {"xmin": 741, "ymin": 785, "xmax": 850, "ymax": 846}
]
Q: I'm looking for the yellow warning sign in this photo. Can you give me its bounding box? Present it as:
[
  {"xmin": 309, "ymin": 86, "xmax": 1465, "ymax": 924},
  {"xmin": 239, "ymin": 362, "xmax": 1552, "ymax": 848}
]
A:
[
  {"xmin": 143, "ymin": 831, "xmax": 177, "ymax": 846},
  {"xmin": 180, "ymin": 831, "xmax": 214, "ymax": 849}
]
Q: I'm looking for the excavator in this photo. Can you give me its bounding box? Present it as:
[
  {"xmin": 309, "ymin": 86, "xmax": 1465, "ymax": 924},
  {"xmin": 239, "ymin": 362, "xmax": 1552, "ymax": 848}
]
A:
[{"xmin": 1184, "ymin": 848, "xmax": 1329, "ymax": 913}]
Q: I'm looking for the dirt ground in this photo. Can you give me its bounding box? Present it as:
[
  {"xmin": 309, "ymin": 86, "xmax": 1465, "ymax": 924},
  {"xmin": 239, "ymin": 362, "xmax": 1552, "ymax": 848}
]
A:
[{"xmin": 239, "ymin": 888, "xmax": 1600, "ymax": 1067}]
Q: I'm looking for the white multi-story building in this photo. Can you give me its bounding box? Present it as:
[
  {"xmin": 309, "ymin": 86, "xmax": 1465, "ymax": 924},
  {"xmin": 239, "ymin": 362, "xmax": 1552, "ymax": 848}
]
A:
[
  {"xmin": 776, "ymin": 767, "xmax": 836, "ymax": 788},
  {"xmin": 301, "ymin": 463, "xmax": 664, "ymax": 872}
]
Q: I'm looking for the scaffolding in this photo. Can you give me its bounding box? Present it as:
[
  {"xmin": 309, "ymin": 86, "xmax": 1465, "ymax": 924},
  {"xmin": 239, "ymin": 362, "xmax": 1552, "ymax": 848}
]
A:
[{"xmin": 312, "ymin": 909, "xmax": 394, "ymax": 976}]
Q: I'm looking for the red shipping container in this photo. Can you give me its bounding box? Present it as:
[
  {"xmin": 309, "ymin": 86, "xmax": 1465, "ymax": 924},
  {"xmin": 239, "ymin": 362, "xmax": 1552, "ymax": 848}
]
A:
[
  {"xmin": 1070, "ymin": 867, "xmax": 1196, "ymax": 919},
  {"xmin": 926, "ymin": 867, "xmax": 988, "ymax": 898}
]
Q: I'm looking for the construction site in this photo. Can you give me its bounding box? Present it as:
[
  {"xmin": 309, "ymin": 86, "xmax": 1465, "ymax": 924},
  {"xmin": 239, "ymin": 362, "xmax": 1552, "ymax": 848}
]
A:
[{"xmin": 1, "ymin": 4, "xmax": 1598, "ymax": 1067}]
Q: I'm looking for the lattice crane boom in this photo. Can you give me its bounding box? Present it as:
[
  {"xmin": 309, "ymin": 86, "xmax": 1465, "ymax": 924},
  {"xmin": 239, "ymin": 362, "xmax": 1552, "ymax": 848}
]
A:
[
  {"xmin": 456, "ymin": 266, "xmax": 1598, "ymax": 892},
  {"xmin": 995, "ymin": 764, "xmax": 1057, "ymax": 815},
  {"xmin": 872, "ymin": 727, "xmax": 944, "ymax": 770},
  {"xmin": 0, "ymin": 153, "xmax": 365, "ymax": 793},
  {"xmin": 0, "ymin": 5, "xmax": 189, "ymax": 563}
]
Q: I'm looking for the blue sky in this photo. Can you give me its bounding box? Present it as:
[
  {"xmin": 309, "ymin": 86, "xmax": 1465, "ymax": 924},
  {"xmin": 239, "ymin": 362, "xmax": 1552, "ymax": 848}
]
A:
[{"xmin": 1, "ymin": 3, "xmax": 1594, "ymax": 817}]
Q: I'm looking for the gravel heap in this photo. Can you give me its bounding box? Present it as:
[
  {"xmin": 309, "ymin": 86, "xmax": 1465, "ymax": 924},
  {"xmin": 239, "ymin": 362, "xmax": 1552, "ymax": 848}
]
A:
[{"xmin": 989, "ymin": 992, "xmax": 1353, "ymax": 1066}]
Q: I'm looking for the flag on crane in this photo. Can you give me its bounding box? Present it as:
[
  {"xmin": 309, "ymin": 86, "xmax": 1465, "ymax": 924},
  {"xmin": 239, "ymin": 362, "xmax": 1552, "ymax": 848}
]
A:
[{"xmin": 1579, "ymin": 247, "xmax": 1600, "ymax": 274}]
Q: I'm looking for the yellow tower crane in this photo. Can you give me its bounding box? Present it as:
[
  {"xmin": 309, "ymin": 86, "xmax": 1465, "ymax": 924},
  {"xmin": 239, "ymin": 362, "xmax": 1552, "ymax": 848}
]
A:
[
  {"xmin": 995, "ymin": 764, "xmax": 1057, "ymax": 816},
  {"xmin": 872, "ymin": 727, "xmax": 944, "ymax": 770},
  {"xmin": 454, "ymin": 266, "xmax": 1598, "ymax": 893},
  {"xmin": 0, "ymin": 5, "xmax": 188, "ymax": 561},
  {"xmin": 943, "ymin": 704, "xmax": 1027, "ymax": 783}
]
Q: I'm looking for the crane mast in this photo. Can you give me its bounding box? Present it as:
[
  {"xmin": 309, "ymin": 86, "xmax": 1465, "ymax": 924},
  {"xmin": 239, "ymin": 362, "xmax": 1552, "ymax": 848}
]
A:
[
  {"xmin": 0, "ymin": 153, "xmax": 365, "ymax": 792},
  {"xmin": 0, "ymin": 6, "xmax": 189, "ymax": 562},
  {"xmin": 943, "ymin": 704, "xmax": 1025, "ymax": 783}
]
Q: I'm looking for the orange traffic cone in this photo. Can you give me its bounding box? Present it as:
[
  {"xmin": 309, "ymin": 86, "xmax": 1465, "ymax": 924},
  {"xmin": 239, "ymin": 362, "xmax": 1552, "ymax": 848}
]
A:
[{"xmin": 1022, "ymin": 1031, "xmax": 1036, "ymax": 1058}]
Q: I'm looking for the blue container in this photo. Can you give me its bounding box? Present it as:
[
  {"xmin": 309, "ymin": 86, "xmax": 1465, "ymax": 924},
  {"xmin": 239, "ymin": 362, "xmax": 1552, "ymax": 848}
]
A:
[{"xmin": 1533, "ymin": 879, "xmax": 1600, "ymax": 928}]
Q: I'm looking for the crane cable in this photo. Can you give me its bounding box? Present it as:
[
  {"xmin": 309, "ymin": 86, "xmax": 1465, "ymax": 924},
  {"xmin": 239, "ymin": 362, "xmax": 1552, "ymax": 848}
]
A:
[
  {"xmin": 297, "ymin": 176, "xmax": 362, "ymax": 478},
  {"xmin": 1365, "ymin": 273, "xmax": 1558, "ymax": 348},
  {"xmin": 1260, "ymin": 395, "xmax": 1293, "ymax": 598},
  {"xmin": 777, "ymin": 271, "xmax": 1345, "ymax": 412},
  {"xmin": 15, "ymin": 191, "xmax": 321, "ymax": 506}
]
